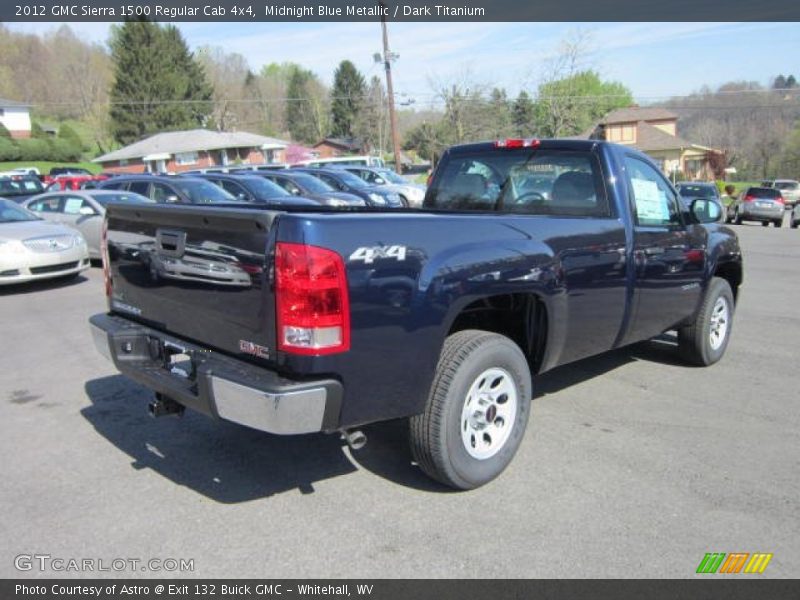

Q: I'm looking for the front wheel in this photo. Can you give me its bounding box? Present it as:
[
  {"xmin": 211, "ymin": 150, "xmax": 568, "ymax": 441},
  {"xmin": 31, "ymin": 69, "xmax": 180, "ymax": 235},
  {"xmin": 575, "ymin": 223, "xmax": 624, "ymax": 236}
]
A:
[
  {"xmin": 791, "ymin": 220, "xmax": 799, "ymax": 229},
  {"xmin": 409, "ymin": 330, "xmax": 532, "ymax": 490},
  {"xmin": 678, "ymin": 277, "xmax": 735, "ymax": 366}
]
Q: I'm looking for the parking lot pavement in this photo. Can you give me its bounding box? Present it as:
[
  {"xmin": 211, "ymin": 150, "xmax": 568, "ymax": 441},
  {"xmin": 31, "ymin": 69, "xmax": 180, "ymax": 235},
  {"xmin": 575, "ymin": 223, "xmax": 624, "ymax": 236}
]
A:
[{"xmin": 1, "ymin": 221, "xmax": 798, "ymax": 579}]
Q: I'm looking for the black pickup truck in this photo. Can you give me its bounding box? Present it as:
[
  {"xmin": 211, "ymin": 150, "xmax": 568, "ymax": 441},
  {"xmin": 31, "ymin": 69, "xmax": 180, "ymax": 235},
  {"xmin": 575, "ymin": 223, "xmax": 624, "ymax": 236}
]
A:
[{"xmin": 90, "ymin": 139, "xmax": 742, "ymax": 489}]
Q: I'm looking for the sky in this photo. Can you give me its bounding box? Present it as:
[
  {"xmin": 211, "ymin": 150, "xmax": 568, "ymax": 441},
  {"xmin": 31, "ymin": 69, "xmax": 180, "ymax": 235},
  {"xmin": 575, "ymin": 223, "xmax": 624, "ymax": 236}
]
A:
[{"xmin": 7, "ymin": 21, "xmax": 800, "ymax": 106}]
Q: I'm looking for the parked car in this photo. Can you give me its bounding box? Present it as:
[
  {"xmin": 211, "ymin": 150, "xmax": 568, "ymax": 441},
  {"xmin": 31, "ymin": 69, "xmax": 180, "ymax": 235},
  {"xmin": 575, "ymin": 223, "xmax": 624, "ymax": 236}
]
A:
[
  {"xmin": 228, "ymin": 163, "xmax": 290, "ymax": 172},
  {"xmin": 726, "ymin": 187, "xmax": 785, "ymax": 227},
  {"xmin": 341, "ymin": 166, "xmax": 427, "ymax": 207},
  {"xmin": 676, "ymin": 182, "xmax": 721, "ymax": 203},
  {"xmin": 98, "ymin": 175, "xmax": 237, "ymax": 204},
  {"xmin": 191, "ymin": 173, "xmax": 319, "ymax": 207},
  {"xmin": 90, "ymin": 138, "xmax": 741, "ymax": 490},
  {"xmin": 46, "ymin": 174, "xmax": 109, "ymax": 191},
  {"xmin": 0, "ymin": 176, "xmax": 46, "ymax": 203},
  {"xmin": 772, "ymin": 179, "xmax": 800, "ymax": 208},
  {"xmin": 22, "ymin": 190, "xmax": 153, "ymax": 259},
  {"xmin": 0, "ymin": 198, "xmax": 90, "ymax": 285},
  {"xmin": 292, "ymin": 167, "xmax": 403, "ymax": 207},
  {"xmin": 42, "ymin": 167, "xmax": 96, "ymax": 187},
  {"xmin": 258, "ymin": 171, "xmax": 365, "ymax": 207}
]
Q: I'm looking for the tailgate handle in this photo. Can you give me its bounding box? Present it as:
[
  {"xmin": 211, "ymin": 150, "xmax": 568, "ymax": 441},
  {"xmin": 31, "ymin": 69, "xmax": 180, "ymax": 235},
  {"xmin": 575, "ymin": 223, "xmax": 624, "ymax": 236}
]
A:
[{"xmin": 156, "ymin": 229, "xmax": 187, "ymax": 257}]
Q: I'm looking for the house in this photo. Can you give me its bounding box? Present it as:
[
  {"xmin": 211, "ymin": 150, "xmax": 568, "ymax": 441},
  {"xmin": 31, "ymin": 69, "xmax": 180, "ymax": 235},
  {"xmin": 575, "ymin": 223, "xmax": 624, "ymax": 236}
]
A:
[
  {"xmin": 312, "ymin": 137, "xmax": 369, "ymax": 159},
  {"xmin": 584, "ymin": 107, "xmax": 723, "ymax": 180},
  {"xmin": 93, "ymin": 129, "xmax": 290, "ymax": 173},
  {"xmin": 0, "ymin": 98, "xmax": 32, "ymax": 139}
]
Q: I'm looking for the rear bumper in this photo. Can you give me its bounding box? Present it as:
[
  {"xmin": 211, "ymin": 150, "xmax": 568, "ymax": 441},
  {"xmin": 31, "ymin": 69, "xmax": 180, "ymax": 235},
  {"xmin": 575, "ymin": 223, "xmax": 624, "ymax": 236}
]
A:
[
  {"xmin": 89, "ymin": 313, "xmax": 343, "ymax": 434},
  {"xmin": 740, "ymin": 205, "xmax": 783, "ymax": 221}
]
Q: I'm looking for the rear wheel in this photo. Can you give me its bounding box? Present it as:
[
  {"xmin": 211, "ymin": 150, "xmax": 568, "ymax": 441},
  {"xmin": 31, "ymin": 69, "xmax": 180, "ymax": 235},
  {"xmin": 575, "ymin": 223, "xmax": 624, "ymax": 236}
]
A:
[
  {"xmin": 762, "ymin": 221, "xmax": 769, "ymax": 227},
  {"xmin": 734, "ymin": 209, "xmax": 743, "ymax": 225},
  {"xmin": 774, "ymin": 219, "xmax": 783, "ymax": 228},
  {"xmin": 678, "ymin": 277, "xmax": 734, "ymax": 366},
  {"xmin": 409, "ymin": 330, "xmax": 532, "ymax": 490}
]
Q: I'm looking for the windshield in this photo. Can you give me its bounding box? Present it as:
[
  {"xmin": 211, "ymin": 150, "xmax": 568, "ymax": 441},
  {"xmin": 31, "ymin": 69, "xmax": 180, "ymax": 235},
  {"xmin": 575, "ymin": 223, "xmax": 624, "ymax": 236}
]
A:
[
  {"xmin": 290, "ymin": 173, "xmax": 335, "ymax": 194},
  {"xmin": 241, "ymin": 177, "xmax": 290, "ymax": 198},
  {"xmin": 428, "ymin": 148, "xmax": 608, "ymax": 216},
  {"xmin": 331, "ymin": 170, "xmax": 369, "ymax": 188},
  {"xmin": 376, "ymin": 169, "xmax": 407, "ymax": 184},
  {"xmin": 678, "ymin": 184, "xmax": 718, "ymax": 198},
  {"xmin": 172, "ymin": 180, "xmax": 236, "ymax": 204},
  {"xmin": 92, "ymin": 192, "xmax": 154, "ymax": 206},
  {"xmin": 0, "ymin": 178, "xmax": 44, "ymax": 196},
  {"xmin": 746, "ymin": 187, "xmax": 781, "ymax": 198},
  {"xmin": 0, "ymin": 200, "xmax": 40, "ymax": 223}
]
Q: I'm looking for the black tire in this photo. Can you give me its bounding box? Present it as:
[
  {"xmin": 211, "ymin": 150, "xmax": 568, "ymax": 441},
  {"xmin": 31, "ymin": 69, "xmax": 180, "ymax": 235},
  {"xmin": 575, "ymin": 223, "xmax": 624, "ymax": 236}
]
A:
[
  {"xmin": 791, "ymin": 220, "xmax": 799, "ymax": 229},
  {"xmin": 762, "ymin": 221, "xmax": 769, "ymax": 227},
  {"xmin": 734, "ymin": 210, "xmax": 742, "ymax": 225},
  {"xmin": 678, "ymin": 277, "xmax": 735, "ymax": 366},
  {"xmin": 774, "ymin": 219, "xmax": 782, "ymax": 228},
  {"xmin": 409, "ymin": 330, "xmax": 532, "ymax": 490}
]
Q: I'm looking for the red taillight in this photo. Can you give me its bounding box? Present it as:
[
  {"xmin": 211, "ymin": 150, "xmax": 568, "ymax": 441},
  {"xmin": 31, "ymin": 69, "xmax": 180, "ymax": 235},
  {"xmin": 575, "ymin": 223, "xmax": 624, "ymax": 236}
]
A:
[
  {"xmin": 275, "ymin": 242, "xmax": 350, "ymax": 355},
  {"xmin": 494, "ymin": 138, "xmax": 541, "ymax": 149},
  {"xmin": 101, "ymin": 217, "xmax": 111, "ymax": 299},
  {"xmin": 743, "ymin": 195, "xmax": 755, "ymax": 202},
  {"xmin": 776, "ymin": 195, "xmax": 785, "ymax": 204}
]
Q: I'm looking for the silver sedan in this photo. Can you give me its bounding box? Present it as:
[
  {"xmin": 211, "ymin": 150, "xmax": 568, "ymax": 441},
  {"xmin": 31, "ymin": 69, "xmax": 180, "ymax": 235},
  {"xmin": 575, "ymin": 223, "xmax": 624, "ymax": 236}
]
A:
[
  {"xmin": 23, "ymin": 190, "xmax": 153, "ymax": 259},
  {"xmin": 0, "ymin": 199, "xmax": 90, "ymax": 285}
]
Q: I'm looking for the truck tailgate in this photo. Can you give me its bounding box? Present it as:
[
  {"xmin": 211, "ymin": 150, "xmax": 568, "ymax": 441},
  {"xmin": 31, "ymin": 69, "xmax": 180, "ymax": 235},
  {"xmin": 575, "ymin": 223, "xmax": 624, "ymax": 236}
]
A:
[{"xmin": 105, "ymin": 204, "xmax": 279, "ymax": 361}]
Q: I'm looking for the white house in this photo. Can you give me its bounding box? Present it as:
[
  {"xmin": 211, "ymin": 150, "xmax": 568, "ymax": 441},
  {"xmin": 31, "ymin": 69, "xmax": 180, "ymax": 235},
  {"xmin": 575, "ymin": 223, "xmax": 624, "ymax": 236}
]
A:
[{"xmin": 0, "ymin": 98, "xmax": 32, "ymax": 139}]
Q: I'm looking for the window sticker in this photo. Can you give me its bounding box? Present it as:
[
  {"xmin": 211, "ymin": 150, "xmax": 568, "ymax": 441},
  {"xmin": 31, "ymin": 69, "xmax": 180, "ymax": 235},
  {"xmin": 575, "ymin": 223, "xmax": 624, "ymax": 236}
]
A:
[
  {"xmin": 64, "ymin": 198, "xmax": 84, "ymax": 214},
  {"xmin": 632, "ymin": 178, "xmax": 669, "ymax": 222}
]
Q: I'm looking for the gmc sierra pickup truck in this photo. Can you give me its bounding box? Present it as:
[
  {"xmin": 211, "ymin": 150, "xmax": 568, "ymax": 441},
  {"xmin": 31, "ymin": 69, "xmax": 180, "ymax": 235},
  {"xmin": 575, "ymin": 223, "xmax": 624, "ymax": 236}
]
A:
[{"xmin": 89, "ymin": 139, "xmax": 742, "ymax": 489}]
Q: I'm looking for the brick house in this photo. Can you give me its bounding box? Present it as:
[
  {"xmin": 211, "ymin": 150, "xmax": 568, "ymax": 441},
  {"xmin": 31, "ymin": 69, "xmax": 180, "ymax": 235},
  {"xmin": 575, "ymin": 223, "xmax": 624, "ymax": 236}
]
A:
[
  {"xmin": 93, "ymin": 129, "xmax": 290, "ymax": 174},
  {"xmin": 312, "ymin": 137, "xmax": 368, "ymax": 159},
  {"xmin": 584, "ymin": 107, "xmax": 723, "ymax": 180},
  {"xmin": 0, "ymin": 98, "xmax": 32, "ymax": 139}
]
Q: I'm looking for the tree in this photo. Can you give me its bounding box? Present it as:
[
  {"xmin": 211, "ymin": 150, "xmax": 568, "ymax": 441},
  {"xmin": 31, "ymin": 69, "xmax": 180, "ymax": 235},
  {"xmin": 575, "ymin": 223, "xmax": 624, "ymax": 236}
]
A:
[
  {"xmin": 330, "ymin": 60, "xmax": 366, "ymax": 138},
  {"xmin": 354, "ymin": 76, "xmax": 387, "ymax": 155},
  {"xmin": 109, "ymin": 20, "xmax": 212, "ymax": 145},
  {"xmin": 195, "ymin": 45, "xmax": 252, "ymax": 131},
  {"xmin": 512, "ymin": 91, "xmax": 536, "ymax": 137},
  {"xmin": 773, "ymin": 74, "xmax": 787, "ymax": 90},
  {"xmin": 787, "ymin": 75, "xmax": 797, "ymax": 88},
  {"xmin": 286, "ymin": 66, "xmax": 328, "ymax": 144},
  {"xmin": 487, "ymin": 88, "xmax": 512, "ymax": 137}
]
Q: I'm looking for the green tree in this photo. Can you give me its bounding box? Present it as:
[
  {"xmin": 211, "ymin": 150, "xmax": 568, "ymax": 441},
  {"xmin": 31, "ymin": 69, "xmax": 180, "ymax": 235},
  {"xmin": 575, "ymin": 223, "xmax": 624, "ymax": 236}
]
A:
[
  {"xmin": 536, "ymin": 70, "xmax": 633, "ymax": 137},
  {"xmin": 512, "ymin": 91, "xmax": 536, "ymax": 136},
  {"xmin": 58, "ymin": 123, "xmax": 84, "ymax": 148},
  {"xmin": 487, "ymin": 88, "xmax": 512, "ymax": 137},
  {"xmin": 330, "ymin": 60, "xmax": 366, "ymax": 138},
  {"xmin": 286, "ymin": 66, "xmax": 327, "ymax": 144},
  {"xmin": 109, "ymin": 20, "xmax": 212, "ymax": 145}
]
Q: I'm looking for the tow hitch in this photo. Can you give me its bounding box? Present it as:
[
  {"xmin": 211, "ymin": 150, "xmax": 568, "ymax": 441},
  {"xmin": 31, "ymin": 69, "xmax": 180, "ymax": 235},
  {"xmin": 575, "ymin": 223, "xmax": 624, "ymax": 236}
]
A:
[{"xmin": 148, "ymin": 393, "xmax": 185, "ymax": 418}]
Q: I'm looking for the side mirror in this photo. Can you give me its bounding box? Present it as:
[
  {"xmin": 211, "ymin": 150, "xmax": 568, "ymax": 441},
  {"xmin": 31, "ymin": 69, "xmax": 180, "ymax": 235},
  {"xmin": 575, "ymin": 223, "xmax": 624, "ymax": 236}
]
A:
[
  {"xmin": 79, "ymin": 206, "xmax": 96, "ymax": 216},
  {"xmin": 690, "ymin": 198, "xmax": 723, "ymax": 223}
]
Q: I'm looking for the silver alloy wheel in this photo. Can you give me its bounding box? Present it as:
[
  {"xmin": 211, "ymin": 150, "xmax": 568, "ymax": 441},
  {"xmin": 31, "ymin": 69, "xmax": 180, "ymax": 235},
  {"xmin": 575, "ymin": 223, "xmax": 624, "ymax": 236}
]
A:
[
  {"xmin": 460, "ymin": 367, "xmax": 518, "ymax": 460},
  {"xmin": 709, "ymin": 296, "xmax": 730, "ymax": 351}
]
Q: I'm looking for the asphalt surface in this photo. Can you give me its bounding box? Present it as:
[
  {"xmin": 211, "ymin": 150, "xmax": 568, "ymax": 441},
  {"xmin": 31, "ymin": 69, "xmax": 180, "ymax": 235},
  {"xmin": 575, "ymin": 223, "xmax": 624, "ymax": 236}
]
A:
[{"xmin": 1, "ymin": 217, "xmax": 798, "ymax": 579}]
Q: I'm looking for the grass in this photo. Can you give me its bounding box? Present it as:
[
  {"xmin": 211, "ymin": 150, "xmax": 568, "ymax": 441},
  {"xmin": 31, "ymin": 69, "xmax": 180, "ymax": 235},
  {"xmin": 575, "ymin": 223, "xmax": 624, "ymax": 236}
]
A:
[{"xmin": 0, "ymin": 161, "xmax": 101, "ymax": 174}]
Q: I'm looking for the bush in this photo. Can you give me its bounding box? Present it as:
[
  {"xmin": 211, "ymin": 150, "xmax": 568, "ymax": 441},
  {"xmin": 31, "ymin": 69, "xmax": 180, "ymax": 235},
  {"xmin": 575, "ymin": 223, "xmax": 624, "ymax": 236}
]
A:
[
  {"xmin": 0, "ymin": 122, "xmax": 11, "ymax": 138},
  {"xmin": 0, "ymin": 137, "xmax": 20, "ymax": 161},
  {"xmin": 49, "ymin": 138, "xmax": 82, "ymax": 162},
  {"xmin": 58, "ymin": 123, "xmax": 85, "ymax": 150},
  {"xmin": 16, "ymin": 138, "xmax": 51, "ymax": 161},
  {"xmin": 30, "ymin": 122, "xmax": 46, "ymax": 138}
]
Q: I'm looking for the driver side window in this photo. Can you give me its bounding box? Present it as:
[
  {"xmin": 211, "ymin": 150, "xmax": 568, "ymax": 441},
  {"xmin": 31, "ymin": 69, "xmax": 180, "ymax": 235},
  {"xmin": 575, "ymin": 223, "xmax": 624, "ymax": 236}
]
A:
[{"xmin": 625, "ymin": 156, "xmax": 681, "ymax": 227}]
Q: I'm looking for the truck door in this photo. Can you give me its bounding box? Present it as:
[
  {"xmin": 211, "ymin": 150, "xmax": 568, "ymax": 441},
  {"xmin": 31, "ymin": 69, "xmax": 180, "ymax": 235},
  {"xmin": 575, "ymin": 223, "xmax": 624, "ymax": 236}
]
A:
[{"xmin": 622, "ymin": 155, "xmax": 705, "ymax": 344}]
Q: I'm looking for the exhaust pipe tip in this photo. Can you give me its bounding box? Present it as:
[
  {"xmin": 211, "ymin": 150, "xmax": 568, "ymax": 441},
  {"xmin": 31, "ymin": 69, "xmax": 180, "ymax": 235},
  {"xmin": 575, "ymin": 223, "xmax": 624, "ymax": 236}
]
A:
[{"xmin": 342, "ymin": 429, "xmax": 367, "ymax": 451}]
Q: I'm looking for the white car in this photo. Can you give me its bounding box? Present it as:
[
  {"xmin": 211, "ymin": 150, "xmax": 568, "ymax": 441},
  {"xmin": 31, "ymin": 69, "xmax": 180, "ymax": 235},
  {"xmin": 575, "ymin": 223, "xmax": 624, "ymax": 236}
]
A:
[
  {"xmin": 0, "ymin": 199, "xmax": 90, "ymax": 285},
  {"xmin": 772, "ymin": 179, "xmax": 800, "ymax": 208}
]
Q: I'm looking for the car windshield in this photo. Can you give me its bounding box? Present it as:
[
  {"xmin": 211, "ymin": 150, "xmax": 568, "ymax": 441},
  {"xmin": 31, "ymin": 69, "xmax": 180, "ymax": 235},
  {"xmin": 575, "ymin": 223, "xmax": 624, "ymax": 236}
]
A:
[
  {"xmin": 92, "ymin": 192, "xmax": 154, "ymax": 206},
  {"xmin": 172, "ymin": 180, "xmax": 236, "ymax": 204},
  {"xmin": 52, "ymin": 168, "xmax": 91, "ymax": 176},
  {"xmin": 0, "ymin": 178, "xmax": 44, "ymax": 196},
  {"xmin": 678, "ymin": 184, "xmax": 718, "ymax": 198},
  {"xmin": 774, "ymin": 181, "xmax": 799, "ymax": 191},
  {"xmin": 329, "ymin": 170, "xmax": 369, "ymax": 188},
  {"xmin": 289, "ymin": 173, "xmax": 335, "ymax": 194},
  {"xmin": 375, "ymin": 169, "xmax": 407, "ymax": 184},
  {"xmin": 0, "ymin": 200, "xmax": 40, "ymax": 223},
  {"xmin": 746, "ymin": 187, "xmax": 781, "ymax": 198},
  {"xmin": 241, "ymin": 177, "xmax": 290, "ymax": 198}
]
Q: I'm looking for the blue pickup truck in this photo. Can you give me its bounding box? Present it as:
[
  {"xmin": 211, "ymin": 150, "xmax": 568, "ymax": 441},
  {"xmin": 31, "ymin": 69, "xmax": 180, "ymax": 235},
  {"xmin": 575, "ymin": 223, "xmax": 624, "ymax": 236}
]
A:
[{"xmin": 89, "ymin": 139, "xmax": 742, "ymax": 489}]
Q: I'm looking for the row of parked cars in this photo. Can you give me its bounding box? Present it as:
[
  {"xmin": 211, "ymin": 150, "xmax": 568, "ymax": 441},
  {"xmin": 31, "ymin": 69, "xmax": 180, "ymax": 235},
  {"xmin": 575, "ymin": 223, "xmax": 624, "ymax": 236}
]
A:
[
  {"xmin": 0, "ymin": 164, "xmax": 426, "ymax": 286},
  {"xmin": 675, "ymin": 180, "xmax": 800, "ymax": 229}
]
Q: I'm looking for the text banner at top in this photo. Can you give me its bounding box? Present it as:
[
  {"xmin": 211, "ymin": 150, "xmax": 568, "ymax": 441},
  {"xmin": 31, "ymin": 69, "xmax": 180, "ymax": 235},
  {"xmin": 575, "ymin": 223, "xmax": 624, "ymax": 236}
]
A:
[{"xmin": 3, "ymin": 0, "xmax": 799, "ymax": 22}]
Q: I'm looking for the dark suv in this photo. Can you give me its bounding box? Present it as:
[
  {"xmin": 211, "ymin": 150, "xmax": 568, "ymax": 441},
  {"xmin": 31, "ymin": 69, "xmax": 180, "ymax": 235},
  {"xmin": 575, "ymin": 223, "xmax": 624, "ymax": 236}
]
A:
[
  {"xmin": 98, "ymin": 175, "xmax": 236, "ymax": 204},
  {"xmin": 192, "ymin": 173, "xmax": 319, "ymax": 207}
]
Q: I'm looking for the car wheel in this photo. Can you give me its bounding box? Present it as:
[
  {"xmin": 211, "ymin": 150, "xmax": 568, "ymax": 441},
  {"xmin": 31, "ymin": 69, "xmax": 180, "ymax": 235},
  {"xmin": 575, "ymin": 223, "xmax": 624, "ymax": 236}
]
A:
[
  {"xmin": 734, "ymin": 209, "xmax": 742, "ymax": 225},
  {"xmin": 409, "ymin": 330, "xmax": 532, "ymax": 490},
  {"xmin": 762, "ymin": 221, "xmax": 769, "ymax": 227},
  {"xmin": 774, "ymin": 219, "xmax": 783, "ymax": 228},
  {"xmin": 791, "ymin": 220, "xmax": 799, "ymax": 229},
  {"xmin": 678, "ymin": 277, "xmax": 734, "ymax": 367}
]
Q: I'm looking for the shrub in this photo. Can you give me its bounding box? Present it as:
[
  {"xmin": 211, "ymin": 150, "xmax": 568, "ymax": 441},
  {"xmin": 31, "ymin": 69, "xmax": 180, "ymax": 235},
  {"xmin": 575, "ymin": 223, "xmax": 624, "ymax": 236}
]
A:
[
  {"xmin": 16, "ymin": 138, "xmax": 52, "ymax": 161},
  {"xmin": 0, "ymin": 137, "xmax": 20, "ymax": 161}
]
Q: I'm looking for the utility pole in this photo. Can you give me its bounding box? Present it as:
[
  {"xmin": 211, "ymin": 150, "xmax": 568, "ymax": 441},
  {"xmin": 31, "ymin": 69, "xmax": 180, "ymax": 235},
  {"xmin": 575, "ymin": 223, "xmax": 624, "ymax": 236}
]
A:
[{"xmin": 379, "ymin": 2, "xmax": 403, "ymax": 174}]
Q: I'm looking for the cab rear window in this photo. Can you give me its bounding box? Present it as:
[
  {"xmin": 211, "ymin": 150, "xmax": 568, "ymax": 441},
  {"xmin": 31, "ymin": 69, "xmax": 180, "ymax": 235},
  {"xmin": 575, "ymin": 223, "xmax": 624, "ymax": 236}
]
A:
[
  {"xmin": 427, "ymin": 149, "xmax": 609, "ymax": 217},
  {"xmin": 747, "ymin": 187, "xmax": 781, "ymax": 198}
]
